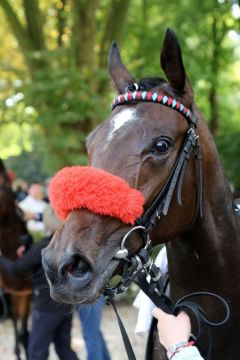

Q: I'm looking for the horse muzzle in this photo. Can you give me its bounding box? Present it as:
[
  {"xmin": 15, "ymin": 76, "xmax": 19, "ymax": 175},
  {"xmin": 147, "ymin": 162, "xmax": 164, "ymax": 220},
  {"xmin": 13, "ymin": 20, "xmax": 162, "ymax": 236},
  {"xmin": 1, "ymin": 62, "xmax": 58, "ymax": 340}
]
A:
[
  {"xmin": 41, "ymin": 246, "xmax": 119, "ymax": 304},
  {"xmin": 42, "ymin": 248, "xmax": 93, "ymax": 299}
]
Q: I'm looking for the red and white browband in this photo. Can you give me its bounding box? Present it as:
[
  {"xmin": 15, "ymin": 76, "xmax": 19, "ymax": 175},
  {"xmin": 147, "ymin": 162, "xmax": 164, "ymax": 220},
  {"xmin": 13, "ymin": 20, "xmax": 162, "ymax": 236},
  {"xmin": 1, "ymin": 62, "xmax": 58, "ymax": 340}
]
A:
[
  {"xmin": 49, "ymin": 166, "xmax": 144, "ymax": 225},
  {"xmin": 112, "ymin": 91, "xmax": 193, "ymax": 122}
]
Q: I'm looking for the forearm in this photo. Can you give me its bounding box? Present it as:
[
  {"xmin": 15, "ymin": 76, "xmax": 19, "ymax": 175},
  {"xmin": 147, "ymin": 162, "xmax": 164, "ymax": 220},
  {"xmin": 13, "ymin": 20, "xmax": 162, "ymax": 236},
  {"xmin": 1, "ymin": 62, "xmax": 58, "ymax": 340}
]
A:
[{"xmin": 19, "ymin": 234, "xmax": 33, "ymax": 250}]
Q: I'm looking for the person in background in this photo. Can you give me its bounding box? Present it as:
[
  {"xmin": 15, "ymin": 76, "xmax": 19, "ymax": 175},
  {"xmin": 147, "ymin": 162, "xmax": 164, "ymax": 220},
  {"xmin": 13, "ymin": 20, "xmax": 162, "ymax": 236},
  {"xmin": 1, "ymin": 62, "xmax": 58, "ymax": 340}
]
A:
[
  {"xmin": 0, "ymin": 204, "xmax": 79, "ymax": 360},
  {"xmin": 19, "ymin": 183, "xmax": 47, "ymax": 235},
  {"xmin": 13, "ymin": 179, "xmax": 29, "ymax": 202},
  {"xmin": 77, "ymin": 297, "xmax": 111, "ymax": 360},
  {"xmin": 152, "ymin": 307, "xmax": 204, "ymax": 360}
]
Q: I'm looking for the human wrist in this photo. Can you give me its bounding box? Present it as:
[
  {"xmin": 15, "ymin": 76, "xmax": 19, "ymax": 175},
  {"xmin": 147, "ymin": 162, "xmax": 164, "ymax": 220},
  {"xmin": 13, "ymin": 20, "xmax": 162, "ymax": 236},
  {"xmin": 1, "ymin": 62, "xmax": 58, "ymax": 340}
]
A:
[{"xmin": 167, "ymin": 341, "xmax": 195, "ymax": 359}]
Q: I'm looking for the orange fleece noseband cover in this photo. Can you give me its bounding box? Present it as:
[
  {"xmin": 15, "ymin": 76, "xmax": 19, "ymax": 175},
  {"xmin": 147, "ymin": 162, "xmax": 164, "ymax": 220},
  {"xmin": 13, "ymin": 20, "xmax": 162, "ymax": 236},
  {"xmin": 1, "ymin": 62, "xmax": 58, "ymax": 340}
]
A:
[{"xmin": 49, "ymin": 166, "xmax": 144, "ymax": 224}]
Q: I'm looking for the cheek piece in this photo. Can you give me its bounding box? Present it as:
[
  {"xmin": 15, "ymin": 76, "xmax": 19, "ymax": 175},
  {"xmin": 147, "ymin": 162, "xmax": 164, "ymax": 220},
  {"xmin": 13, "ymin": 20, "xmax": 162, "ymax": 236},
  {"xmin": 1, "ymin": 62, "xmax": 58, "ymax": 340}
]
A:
[{"xmin": 49, "ymin": 166, "xmax": 145, "ymax": 225}]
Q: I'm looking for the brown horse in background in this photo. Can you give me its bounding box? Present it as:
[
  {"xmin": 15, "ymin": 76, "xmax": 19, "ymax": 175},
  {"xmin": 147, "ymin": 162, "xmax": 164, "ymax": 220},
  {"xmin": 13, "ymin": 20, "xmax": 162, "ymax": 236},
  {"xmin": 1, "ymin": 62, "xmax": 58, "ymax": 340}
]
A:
[
  {"xmin": 42, "ymin": 29, "xmax": 240, "ymax": 359},
  {"xmin": 0, "ymin": 159, "xmax": 31, "ymax": 360}
]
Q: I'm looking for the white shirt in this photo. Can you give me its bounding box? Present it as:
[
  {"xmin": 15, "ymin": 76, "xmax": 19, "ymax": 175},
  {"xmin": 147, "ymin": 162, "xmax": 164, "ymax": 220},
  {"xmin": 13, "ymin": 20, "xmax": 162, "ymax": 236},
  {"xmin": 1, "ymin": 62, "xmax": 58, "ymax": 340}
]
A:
[
  {"xmin": 19, "ymin": 195, "xmax": 47, "ymax": 233},
  {"xmin": 133, "ymin": 246, "xmax": 168, "ymax": 334}
]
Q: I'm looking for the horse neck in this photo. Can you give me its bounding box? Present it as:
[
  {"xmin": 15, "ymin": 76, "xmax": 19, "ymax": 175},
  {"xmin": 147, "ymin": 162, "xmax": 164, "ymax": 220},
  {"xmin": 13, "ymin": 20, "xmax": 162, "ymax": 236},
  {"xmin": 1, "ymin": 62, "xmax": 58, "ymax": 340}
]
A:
[
  {"xmin": 166, "ymin": 119, "xmax": 240, "ymax": 295},
  {"xmin": 0, "ymin": 210, "xmax": 27, "ymax": 257}
]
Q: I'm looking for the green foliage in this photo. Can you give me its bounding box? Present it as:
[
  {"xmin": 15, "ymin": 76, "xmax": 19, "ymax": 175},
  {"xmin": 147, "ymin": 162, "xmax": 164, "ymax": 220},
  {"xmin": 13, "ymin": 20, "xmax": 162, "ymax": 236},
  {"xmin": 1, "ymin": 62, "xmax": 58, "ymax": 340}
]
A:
[
  {"xmin": 6, "ymin": 148, "xmax": 47, "ymax": 183},
  {"xmin": 216, "ymin": 91, "xmax": 240, "ymax": 188},
  {"xmin": 0, "ymin": 0, "xmax": 239, "ymax": 188},
  {"xmin": 23, "ymin": 51, "xmax": 109, "ymax": 171}
]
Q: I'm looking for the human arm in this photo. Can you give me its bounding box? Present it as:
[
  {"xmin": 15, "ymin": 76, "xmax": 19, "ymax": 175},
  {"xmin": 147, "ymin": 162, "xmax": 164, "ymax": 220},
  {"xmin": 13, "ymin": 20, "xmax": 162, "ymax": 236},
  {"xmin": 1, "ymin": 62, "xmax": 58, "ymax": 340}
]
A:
[
  {"xmin": 152, "ymin": 307, "xmax": 204, "ymax": 359},
  {"xmin": 16, "ymin": 234, "xmax": 33, "ymax": 257},
  {"xmin": 24, "ymin": 211, "xmax": 43, "ymax": 222},
  {"xmin": 0, "ymin": 238, "xmax": 49, "ymax": 277}
]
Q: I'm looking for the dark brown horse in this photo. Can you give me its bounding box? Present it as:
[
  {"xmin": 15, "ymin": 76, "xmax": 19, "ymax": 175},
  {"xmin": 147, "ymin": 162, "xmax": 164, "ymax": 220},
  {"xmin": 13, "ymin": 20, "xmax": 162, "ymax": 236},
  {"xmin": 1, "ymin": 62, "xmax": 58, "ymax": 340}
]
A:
[
  {"xmin": 0, "ymin": 159, "xmax": 31, "ymax": 360},
  {"xmin": 42, "ymin": 29, "xmax": 240, "ymax": 359}
]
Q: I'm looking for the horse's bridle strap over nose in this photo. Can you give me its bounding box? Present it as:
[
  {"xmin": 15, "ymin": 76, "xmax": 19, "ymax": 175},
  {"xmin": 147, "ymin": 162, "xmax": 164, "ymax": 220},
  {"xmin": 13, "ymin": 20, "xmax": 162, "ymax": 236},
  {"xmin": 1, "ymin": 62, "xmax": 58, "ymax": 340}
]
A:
[{"xmin": 49, "ymin": 166, "xmax": 145, "ymax": 225}]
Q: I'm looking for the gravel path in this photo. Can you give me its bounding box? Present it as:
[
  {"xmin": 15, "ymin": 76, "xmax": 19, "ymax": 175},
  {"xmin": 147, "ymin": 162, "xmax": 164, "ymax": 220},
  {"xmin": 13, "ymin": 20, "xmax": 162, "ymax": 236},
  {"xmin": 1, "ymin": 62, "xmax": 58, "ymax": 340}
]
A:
[{"xmin": 0, "ymin": 303, "xmax": 148, "ymax": 360}]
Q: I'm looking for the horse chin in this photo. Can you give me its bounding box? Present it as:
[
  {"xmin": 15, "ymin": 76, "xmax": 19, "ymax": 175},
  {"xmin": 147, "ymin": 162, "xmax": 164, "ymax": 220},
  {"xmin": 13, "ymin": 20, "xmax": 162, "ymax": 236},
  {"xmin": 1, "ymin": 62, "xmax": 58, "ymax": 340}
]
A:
[{"xmin": 48, "ymin": 258, "xmax": 120, "ymax": 304}]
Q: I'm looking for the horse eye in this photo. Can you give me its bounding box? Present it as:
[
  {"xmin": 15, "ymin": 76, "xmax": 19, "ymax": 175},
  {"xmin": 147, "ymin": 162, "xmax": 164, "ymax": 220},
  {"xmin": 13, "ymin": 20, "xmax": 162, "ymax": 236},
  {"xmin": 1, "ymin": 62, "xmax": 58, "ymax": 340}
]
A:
[{"xmin": 154, "ymin": 139, "xmax": 171, "ymax": 154}]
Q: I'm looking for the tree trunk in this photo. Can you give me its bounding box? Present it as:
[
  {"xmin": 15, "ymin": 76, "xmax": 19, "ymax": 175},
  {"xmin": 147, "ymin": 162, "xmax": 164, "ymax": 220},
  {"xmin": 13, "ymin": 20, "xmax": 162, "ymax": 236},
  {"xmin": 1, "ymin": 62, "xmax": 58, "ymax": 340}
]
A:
[
  {"xmin": 72, "ymin": 0, "xmax": 100, "ymax": 70},
  {"xmin": 23, "ymin": 0, "xmax": 45, "ymax": 51},
  {"xmin": 57, "ymin": 0, "xmax": 67, "ymax": 47},
  {"xmin": 99, "ymin": 0, "xmax": 131, "ymax": 68},
  {"xmin": 1, "ymin": 0, "xmax": 46, "ymax": 73},
  {"xmin": 0, "ymin": 0, "xmax": 32, "ymax": 68},
  {"xmin": 97, "ymin": 0, "xmax": 131, "ymax": 92}
]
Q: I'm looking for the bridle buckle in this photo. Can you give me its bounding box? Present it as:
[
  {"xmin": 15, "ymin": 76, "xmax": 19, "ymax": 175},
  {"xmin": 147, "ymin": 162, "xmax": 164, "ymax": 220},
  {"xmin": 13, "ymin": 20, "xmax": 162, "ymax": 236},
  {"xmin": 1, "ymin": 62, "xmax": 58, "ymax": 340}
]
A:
[{"xmin": 114, "ymin": 225, "xmax": 149, "ymax": 259}]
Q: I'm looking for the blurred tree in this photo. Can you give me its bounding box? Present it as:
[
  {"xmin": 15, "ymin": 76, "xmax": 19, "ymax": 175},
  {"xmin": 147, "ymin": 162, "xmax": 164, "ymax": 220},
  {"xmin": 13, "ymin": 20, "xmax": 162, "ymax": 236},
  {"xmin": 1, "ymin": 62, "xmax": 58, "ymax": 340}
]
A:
[
  {"xmin": 0, "ymin": 0, "xmax": 239, "ymax": 188},
  {"xmin": 0, "ymin": 0, "xmax": 131, "ymax": 170}
]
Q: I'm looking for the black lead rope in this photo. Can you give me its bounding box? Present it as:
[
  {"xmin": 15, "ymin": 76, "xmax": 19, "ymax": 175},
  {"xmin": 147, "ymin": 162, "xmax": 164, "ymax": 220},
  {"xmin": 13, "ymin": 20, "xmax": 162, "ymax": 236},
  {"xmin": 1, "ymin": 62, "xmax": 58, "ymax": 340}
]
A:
[
  {"xmin": 136, "ymin": 271, "xmax": 230, "ymax": 360},
  {"xmin": 108, "ymin": 298, "xmax": 137, "ymax": 360},
  {"xmin": 105, "ymin": 263, "xmax": 230, "ymax": 360}
]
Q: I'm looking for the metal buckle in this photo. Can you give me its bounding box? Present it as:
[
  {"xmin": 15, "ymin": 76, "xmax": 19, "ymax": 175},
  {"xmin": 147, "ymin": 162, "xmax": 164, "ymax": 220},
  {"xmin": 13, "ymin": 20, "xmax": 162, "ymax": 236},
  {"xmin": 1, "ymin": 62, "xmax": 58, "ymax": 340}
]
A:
[
  {"xmin": 188, "ymin": 128, "xmax": 199, "ymax": 142},
  {"xmin": 114, "ymin": 225, "xmax": 149, "ymax": 259}
]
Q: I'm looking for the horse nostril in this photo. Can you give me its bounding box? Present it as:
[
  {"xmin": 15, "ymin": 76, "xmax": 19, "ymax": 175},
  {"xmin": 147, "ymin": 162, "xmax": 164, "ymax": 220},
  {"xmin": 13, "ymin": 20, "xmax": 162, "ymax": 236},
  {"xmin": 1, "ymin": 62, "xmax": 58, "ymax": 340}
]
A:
[
  {"xmin": 66, "ymin": 255, "xmax": 92, "ymax": 278},
  {"xmin": 60, "ymin": 253, "xmax": 94, "ymax": 287}
]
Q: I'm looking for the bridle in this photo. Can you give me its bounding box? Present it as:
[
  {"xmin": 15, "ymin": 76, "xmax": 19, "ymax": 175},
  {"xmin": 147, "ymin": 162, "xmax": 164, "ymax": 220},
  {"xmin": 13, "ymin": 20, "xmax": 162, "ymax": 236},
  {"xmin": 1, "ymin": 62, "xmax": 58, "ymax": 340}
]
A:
[
  {"xmin": 104, "ymin": 89, "xmax": 229, "ymax": 360},
  {"xmin": 111, "ymin": 89, "xmax": 203, "ymax": 266},
  {"xmin": 112, "ymin": 90, "xmax": 203, "ymax": 231}
]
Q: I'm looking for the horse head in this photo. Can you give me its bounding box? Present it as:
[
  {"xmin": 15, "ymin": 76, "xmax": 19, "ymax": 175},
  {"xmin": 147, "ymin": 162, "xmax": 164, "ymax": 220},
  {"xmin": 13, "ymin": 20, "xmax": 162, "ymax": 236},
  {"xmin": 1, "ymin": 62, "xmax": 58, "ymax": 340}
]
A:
[
  {"xmin": 0, "ymin": 159, "xmax": 15, "ymax": 217},
  {"xmin": 42, "ymin": 29, "xmax": 212, "ymax": 304}
]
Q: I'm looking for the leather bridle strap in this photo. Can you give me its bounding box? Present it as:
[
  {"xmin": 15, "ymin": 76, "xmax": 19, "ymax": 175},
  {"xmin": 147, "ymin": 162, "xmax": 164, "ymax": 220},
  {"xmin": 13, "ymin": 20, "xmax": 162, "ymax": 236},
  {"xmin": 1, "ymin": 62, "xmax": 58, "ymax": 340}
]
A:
[
  {"xmin": 108, "ymin": 298, "xmax": 137, "ymax": 360},
  {"xmin": 112, "ymin": 92, "xmax": 203, "ymax": 229},
  {"xmin": 106, "ymin": 241, "xmax": 230, "ymax": 360},
  {"xmin": 137, "ymin": 121, "xmax": 203, "ymax": 232}
]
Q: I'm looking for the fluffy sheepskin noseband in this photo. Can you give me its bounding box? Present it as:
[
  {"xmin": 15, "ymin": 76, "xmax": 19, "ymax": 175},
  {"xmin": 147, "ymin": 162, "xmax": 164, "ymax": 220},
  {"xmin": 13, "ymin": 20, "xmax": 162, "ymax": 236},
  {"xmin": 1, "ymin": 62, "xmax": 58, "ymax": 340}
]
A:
[{"xmin": 49, "ymin": 166, "xmax": 145, "ymax": 225}]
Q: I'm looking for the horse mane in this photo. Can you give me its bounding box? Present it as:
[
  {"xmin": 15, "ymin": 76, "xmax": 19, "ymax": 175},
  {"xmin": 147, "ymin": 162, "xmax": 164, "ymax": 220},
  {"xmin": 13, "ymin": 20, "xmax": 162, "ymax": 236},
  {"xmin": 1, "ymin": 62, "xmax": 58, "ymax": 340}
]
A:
[
  {"xmin": 138, "ymin": 77, "xmax": 185, "ymax": 101},
  {"xmin": 138, "ymin": 77, "xmax": 166, "ymax": 91}
]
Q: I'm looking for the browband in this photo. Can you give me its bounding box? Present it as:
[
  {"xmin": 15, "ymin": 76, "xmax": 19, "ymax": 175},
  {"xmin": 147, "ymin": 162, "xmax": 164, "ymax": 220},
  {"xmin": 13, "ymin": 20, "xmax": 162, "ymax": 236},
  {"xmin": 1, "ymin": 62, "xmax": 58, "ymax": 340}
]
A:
[{"xmin": 111, "ymin": 91, "xmax": 193, "ymax": 123}]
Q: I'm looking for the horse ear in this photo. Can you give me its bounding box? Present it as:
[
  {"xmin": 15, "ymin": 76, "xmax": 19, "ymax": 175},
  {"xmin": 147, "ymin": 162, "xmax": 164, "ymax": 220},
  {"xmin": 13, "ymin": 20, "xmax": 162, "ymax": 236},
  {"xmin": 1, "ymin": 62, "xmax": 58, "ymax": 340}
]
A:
[
  {"xmin": 161, "ymin": 28, "xmax": 193, "ymax": 102},
  {"xmin": 108, "ymin": 41, "xmax": 135, "ymax": 94}
]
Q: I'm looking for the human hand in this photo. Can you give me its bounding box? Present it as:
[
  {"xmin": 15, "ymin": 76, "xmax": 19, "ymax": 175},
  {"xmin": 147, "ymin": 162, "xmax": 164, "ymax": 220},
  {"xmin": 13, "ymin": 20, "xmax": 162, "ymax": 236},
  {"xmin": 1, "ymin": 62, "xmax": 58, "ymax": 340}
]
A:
[
  {"xmin": 16, "ymin": 245, "xmax": 26, "ymax": 257},
  {"xmin": 152, "ymin": 307, "xmax": 191, "ymax": 350},
  {"xmin": 24, "ymin": 211, "xmax": 36, "ymax": 221}
]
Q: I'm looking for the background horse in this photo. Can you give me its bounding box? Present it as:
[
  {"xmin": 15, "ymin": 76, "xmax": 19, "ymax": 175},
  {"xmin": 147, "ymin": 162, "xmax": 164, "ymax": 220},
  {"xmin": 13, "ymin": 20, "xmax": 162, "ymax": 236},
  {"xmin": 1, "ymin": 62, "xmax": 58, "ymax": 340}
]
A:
[
  {"xmin": 0, "ymin": 159, "xmax": 31, "ymax": 360},
  {"xmin": 42, "ymin": 29, "xmax": 240, "ymax": 359}
]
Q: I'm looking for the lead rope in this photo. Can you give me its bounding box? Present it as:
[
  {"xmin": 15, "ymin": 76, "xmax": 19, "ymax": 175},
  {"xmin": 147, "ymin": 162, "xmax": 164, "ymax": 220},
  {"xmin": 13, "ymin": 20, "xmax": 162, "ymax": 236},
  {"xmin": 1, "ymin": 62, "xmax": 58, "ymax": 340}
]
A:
[
  {"xmin": 107, "ymin": 297, "xmax": 137, "ymax": 360},
  {"xmin": 105, "ymin": 242, "xmax": 230, "ymax": 360},
  {"xmin": 136, "ymin": 271, "xmax": 230, "ymax": 360}
]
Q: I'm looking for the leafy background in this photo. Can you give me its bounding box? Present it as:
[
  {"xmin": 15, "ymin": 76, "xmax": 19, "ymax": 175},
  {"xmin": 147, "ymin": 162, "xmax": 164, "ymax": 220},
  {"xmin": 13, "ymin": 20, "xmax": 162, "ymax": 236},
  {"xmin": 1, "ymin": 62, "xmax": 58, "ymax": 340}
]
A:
[{"xmin": 0, "ymin": 0, "xmax": 239, "ymax": 188}]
